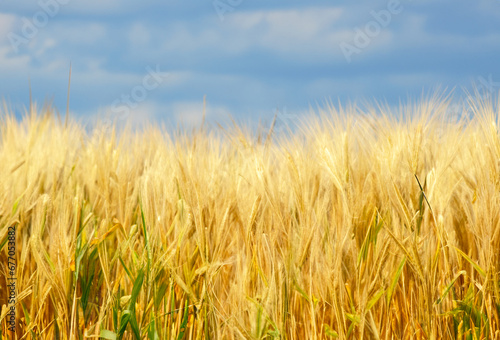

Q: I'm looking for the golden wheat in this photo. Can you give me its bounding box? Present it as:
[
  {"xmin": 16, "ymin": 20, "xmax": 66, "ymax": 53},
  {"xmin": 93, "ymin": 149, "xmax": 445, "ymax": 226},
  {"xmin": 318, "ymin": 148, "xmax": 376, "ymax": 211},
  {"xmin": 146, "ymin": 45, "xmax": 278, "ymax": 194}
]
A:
[{"xmin": 0, "ymin": 95, "xmax": 500, "ymax": 339}]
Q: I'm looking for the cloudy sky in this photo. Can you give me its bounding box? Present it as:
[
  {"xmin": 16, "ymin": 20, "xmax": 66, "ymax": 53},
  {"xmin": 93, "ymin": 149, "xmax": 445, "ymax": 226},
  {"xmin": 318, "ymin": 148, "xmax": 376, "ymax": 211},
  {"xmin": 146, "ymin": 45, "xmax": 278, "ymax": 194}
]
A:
[{"xmin": 1, "ymin": 0, "xmax": 499, "ymax": 128}]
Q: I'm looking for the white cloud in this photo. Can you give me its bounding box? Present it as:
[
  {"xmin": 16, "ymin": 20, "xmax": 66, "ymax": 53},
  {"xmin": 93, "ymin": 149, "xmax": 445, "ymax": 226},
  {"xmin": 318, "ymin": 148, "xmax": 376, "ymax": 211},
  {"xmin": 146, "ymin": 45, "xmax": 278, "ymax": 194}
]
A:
[
  {"xmin": 129, "ymin": 22, "xmax": 151, "ymax": 46},
  {"xmin": 230, "ymin": 7, "xmax": 343, "ymax": 40},
  {"xmin": 33, "ymin": 38, "xmax": 57, "ymax": 57},
  {"xmin": 156, "ymin": 7, "xmax": 347, "ymax": 59},
  {"xmin": 0, "ymin": 46, "xmax": 31, "ymax": 71},
  {"xmin": 228, "ymin": 7, "xmax": 345, "ymax": 55},
  {"xmin": 386, "ymin": 72, "xmax": 448, "ymax": 87},
  {"xmin": 61, "ymin": 0, "xmax": 123, "ymax": 15},
  {"xmin": 83, "ymin": 101, "xmax": 159, "ymax": 131},
  {"xmin": 159, "ymin": 22, "xmax": 223, "ymax": 53},
  {"xmin": 122, "ymin": 101, "xmax": 158, "ymax": 127},
  {"xmin": 0, "ymin": 13, "xmax": 17, "ymax": 44},
  {"xmin": 47, "ymin": 22, "xmax": 107, "ymax": 45},
  {"xmin": 81, "ymin": 100, "xmax": 233, "ymax": 131},
  {"xmin": 171, "ymin": 101, "xmax": 232, "ymax": 127},
  {"xmin": 391, "ymin": 13, "xmax": 500, "ymax": 49}
]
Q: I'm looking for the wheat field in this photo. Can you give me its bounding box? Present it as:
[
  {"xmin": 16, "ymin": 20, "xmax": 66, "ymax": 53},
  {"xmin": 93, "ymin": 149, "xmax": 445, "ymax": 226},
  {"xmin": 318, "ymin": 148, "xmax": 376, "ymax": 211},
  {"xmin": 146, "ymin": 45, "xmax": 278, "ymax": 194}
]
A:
[{"xmin": 0, "ymin": 94, "xmax": 500, "ymax": 339}]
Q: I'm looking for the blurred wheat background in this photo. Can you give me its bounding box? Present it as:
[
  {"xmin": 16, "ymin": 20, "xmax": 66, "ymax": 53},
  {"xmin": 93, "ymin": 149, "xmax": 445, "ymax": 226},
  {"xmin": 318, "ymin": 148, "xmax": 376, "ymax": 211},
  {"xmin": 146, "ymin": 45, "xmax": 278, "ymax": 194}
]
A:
[{"xmin": 1, "ymin": 94, "xmax": 500, "ymax": 339}]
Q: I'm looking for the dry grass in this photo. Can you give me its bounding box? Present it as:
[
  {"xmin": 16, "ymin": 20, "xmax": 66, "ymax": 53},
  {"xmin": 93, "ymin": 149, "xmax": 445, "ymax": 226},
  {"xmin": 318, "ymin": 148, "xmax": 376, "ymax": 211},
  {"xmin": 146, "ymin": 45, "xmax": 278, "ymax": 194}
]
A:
[{"xmin": 0, "ymin": 94, "xmax": 500, "ymax": 339}]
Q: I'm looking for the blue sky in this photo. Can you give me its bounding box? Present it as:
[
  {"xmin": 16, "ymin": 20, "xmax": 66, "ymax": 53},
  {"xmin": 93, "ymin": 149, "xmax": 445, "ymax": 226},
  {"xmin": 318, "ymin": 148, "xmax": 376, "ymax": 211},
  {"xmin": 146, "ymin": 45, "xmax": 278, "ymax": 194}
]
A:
[{"xmin": 1, "ymin": 0, "xmax": 499, "ymax": 128}]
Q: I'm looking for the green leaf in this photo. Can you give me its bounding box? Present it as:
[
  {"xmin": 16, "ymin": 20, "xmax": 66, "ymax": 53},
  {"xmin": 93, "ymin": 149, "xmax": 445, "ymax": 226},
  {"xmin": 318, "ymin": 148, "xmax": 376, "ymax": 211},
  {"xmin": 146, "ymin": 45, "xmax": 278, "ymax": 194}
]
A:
[
  {"xmin": 117, "ymin": 310, "xmax": 131, "ymax": 339},
  {"xmin": 177, "ymin": 298, "xmax": 190, "ymax": 340},
  {"xmin": 119, "ymin": 256, "xmax": 133, "ymax": 281},
  {"xmin": 128, "ymin": 270, "xmax": 144, "ymax": 338},
  {"xmin": 415, "ymin": 175, "xmax": 426, "ymax": 234},
  {"xmin": 21, "ymin": 301, "xmax": 31, "ymax": 325},
  {"xmin": 155, "ymin": 282, "xmax": 168, "ymax": 310},
  {"xmin": 387, "ymin": 257, "xmax": 406, "ymax": 304},
  {"xmin": 129, "ymin": 312, "xmax": 141, "ymax": 340},
  {"xmin": 367, "ymin": 289, "xmax": 385, "ymax": 310},
  {"xmin": 293, "ymin": 281, "xmax": 311, "ymax": 303},
  {"xmin": 345, "ymin": 312, "xmax": 360, "ymax": 324},
  {"xmin": 148, "ymin": 312, "xmax": 159, "ymax": 340},
  {"xmin": 0, "ymin": 235, "xmax": 8, "ymax": 253},
  {"xmin": 455, "ymin": 248, "xmax": 486, "ymax": 278},
  {"xmin": 117, "ymin": 269, "xmax": 144, "ymax": 340},
  {"xmin": 346, "ymin": 319, "xmax": 357, "ymax": 338},
  {"xmin": 129, "ymin": 268, "xmax": 145, "ymax": 310},
  {"xmin": 267, "ymin": 329, "xmax": 281, "ymax": 338},
  {"xmin": 99, "ymin": 330, "xmax": 117, "ymax": 340},
  {"xmin": 323, "ymin": 324, "xmax": 339, "ymax": 338},
  {"xmin": 436, "ymin": 270, "xmax": 466, "ymax": 304},
  {"xmin": 12, "ymin": 193, "xmax": 24, "ymax": 215},
  {"xmin": 140, "ymin": 200, "xmax": 151, "ymax": 274}
]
